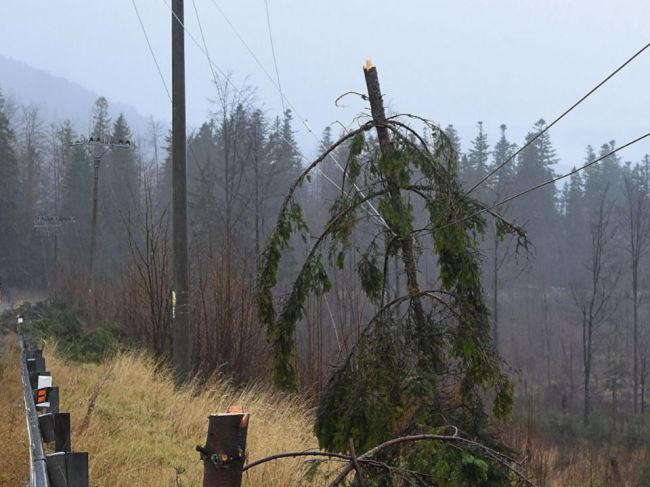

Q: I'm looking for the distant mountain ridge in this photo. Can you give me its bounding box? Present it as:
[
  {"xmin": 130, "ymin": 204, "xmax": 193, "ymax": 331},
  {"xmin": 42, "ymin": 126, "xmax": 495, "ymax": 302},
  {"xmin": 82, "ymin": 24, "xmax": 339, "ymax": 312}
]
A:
[{"xmin": 0, "ymin": 55, "xmax": 153, "ymax": 139}]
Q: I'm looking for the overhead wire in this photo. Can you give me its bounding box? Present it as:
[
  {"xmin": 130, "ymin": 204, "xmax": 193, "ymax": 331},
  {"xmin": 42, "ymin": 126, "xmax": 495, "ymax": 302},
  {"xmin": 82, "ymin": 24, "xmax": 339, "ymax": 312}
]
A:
[
  {"xmin": 190, "ymin": 0, "xmax": 225, "ymax": 103},
  {"xmin": 136, "ymin": 0, "xmax": 351, "ymax": 351},
  {"xmin": 263, "ymin": 0, "xmax": 286, "ymax": 114},
  {"xmin": 145, "ymin": 2, "xmax": 648, "ymax": 264},
  {"xmin": 174, "ymin": 0, "xmax": 378, "ymax": 347},
  {"xmin": 203, "ymin": 0, "xmax": 390, "ymax": 231},
  {"xmin": 466, "ymin": 41, "xmax": 650, "ymax": 196},
  {"xmin": 128, "ymin": 2, "xmax": 650, "ymax": 354},
  {"xmin": 131, "ymin": 0, "xmax": 172, "ymax": 102},
  {"xmin": 136, "ymin": 0, "xmax": 359, "ymax": 227},
  {"xmin": 436, "ymin": 131, "xmax": 650, "ymax": 234},
  {"xmin": 132, "ymin": 0, "xmax": 215, "ymax": 228}
]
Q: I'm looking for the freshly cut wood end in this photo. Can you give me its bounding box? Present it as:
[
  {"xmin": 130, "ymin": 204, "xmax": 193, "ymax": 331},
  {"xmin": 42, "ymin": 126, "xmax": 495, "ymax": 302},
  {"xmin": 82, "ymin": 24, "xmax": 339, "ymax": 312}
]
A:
[{"xmin": 363, "ymin": 59, "xmax": 375, "ymax": 71}]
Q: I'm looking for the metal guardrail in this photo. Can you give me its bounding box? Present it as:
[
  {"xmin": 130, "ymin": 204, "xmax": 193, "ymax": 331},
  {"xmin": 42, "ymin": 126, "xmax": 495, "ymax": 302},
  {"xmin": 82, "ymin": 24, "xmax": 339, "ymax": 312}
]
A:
[
  {"xmin": 17, "ymin": 316, "xmax": 89, "ymax": 487},
  {"xmin": 19, "ymin": 332, "xmax": 50, "ymax": 487}
]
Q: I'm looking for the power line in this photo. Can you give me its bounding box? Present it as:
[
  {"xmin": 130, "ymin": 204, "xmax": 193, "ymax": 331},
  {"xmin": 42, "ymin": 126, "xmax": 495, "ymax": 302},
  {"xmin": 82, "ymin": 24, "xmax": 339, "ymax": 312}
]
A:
[
  {"xmin": 161, "ymin": 0, "xmax": 389, "ymax": 230},
  {"xmin": 161, "ymin": 0, "xmax": 233, "ymax": 87},
  {"xmin": 202, "ymin": 0, "xmax": 390, "ymax": 230},
  {"xmin": 134, "ymin": 0, "xmax": 383, "ymax": 230},
  {"xmin": 131, "ymin": 0, "xmax": 172, "ymax": 102},
  {"xmin": 263, "ymin": 0, "xmax": 286, "ymax": 114},
  {"xmin": 131, "ymin": 0, "xmax": 220, "ymax": 206},
  {"xmin": 437, "ymin": 131, "xmax": 650, "ymax": 234},
  {"xmin": 143, "ymin": 0, "xmax": 366, "ymax": 224},
  {"xmin": 207, "ymin": 0, "xmax": 285, "ymax": 104},
  {"xmin": 466, "ymin": 41, "xmax": 650, "ymax": 196},
  {"xmin": 158, "ymin": 1, "xmax": 387, "ymax": 348},
  {"xmin": 190, "ymin": 0, "xmax": 225, "ymax": 104},
  {"xmin": 145, "ymin": 0, "xmax": 352, "ymax": 355},
  {"xmin": 132, "ymin": 4, "xmax": 383, "ymax": 249}
]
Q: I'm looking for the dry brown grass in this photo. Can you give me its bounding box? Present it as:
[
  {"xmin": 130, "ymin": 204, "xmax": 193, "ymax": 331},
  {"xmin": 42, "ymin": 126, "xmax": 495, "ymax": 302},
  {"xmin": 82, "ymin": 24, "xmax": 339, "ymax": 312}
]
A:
[
  {"xmin": 46, "ymin": 346, "xmax": 325, "ymax": 486},
  {"xmin": 502, "ymin": 419, "xmax": 650, "ymax": 486},
  {"xmin": 7, "ymin": 328, "xmax": 650, "ymax": 486},
  {"xmin": 0, "ymin": 334, "xmax": 324, "ymax": 486},
  {"xmin": 0, "ymin": 334, "xmax": 29, "ymax": 486}
]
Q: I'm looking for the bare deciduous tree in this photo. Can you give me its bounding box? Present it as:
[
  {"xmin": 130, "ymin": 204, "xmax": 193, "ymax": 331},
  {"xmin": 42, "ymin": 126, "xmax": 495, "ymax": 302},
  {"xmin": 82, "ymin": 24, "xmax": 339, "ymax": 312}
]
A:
[
  {"xmin": 571, "ymin": 189, "xmax": 619, "ymax": 426},
  {"xmin": 622, "ymin": 167, "xmax": 650, "ymax": 415}
]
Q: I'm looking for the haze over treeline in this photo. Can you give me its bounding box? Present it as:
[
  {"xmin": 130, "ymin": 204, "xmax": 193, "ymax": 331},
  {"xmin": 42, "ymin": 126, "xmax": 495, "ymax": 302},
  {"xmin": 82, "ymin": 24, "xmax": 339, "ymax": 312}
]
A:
[
  {"xmin": 2, "ymin": 52, "xmax": 650, "ymax": 482},
  {"xmin": 3, "ymin": 72, "xmax": 650, "ymax": 417}
]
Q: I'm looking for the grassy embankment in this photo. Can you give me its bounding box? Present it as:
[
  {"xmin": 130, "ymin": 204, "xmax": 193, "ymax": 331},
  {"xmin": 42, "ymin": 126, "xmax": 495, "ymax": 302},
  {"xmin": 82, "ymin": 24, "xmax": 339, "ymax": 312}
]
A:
[
  {"xmin": 3, "ymin": 300, "xmax": 650, "ymax": 486},
  {"xmin": 0, "ymin": 332, "xmax": 321, "ymax": 486},
  {"xmin": 0, "ymin": 334, "xmax": 29, "ymax": 486}
]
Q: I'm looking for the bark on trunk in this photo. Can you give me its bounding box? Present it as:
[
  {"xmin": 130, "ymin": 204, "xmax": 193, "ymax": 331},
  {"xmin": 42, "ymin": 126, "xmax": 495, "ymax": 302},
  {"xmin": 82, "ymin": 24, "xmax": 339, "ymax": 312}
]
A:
[{"xmin": 362, "ymin": 62, "xmax": 427, "ymax": 338}]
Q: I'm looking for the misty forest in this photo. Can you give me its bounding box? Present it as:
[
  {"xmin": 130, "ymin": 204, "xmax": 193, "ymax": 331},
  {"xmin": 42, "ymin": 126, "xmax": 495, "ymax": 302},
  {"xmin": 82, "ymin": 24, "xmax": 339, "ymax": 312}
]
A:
[{"xmin": 1, "ymin": 5, "xmax": 650, "ymax": 487}]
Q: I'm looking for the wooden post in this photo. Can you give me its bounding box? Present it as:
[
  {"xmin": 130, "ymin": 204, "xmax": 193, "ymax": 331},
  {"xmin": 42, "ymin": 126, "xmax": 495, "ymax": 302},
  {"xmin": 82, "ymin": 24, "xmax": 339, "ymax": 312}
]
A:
[{"xmin": 198, "ymin": 408, "xmax": 249, "ymax": 487}]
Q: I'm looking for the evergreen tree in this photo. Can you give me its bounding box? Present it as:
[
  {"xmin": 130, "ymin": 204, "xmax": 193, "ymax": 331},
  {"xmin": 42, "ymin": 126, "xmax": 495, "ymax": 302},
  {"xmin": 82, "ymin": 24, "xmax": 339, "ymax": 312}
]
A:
[
  {"xmin": 15, "ymin": 106, "xmax": 46, "ymax": 284},
  {"xmin": 267, "ymin": 109, "xmax": 301, "ymax": 177},
  {"xmin": 249, "ymin": 109, "xmax": 269, "ymax": 257},
  {"xmin": 490, "ymin": 124, "xmax": 517, "ymax": 201},
  {"xmin": 91, "ymin": 97, "xmax": 111, "ymax": 139},
  {"xmin": 0, "ymin": 90, "xmax": 20, "ymax": 283},
  {"xmin": 584, "ymin": 141, "xmax": 623, "ymax": 212},
  {"xmin": 100, "ymin": 113, "xmax": 139, "ymax": 271},
  {"xmin": 259, "ymin": 101, "xmax": 527, "ymax": 484},
  {"xmin": 533, "ymin": 119, "xmax": 559, "ymax": 168},
  {"xmin": 156, "ymin": 130, "xmax": 173, "ymax": 213},
  {"xmin": 315, "ymin": 125, "xmax": 350, "ymax": 202},
  {"xmin": 188, "ymin": 119, "xmax": 219, "ymax": 242},
  {"xmin": 510, "ymin": 121, "xmax": 560, "ymax": 283},
  {"xmin": 60, "ymin": 120, "xmax": 92, "ymax": 267},
  {"xmin": 486, "ymin": 124, "xmax": 517, "ymax": 349},
  {"xmin": 564, "ymin": 170, "xmax": 585, "ymax": 223},
  {"xmin": 461, "ymin": 121, "xmax": 490, "ymax": 197},
  {"xmin": 444, "ymin": 123, "xmax": 462, "ymax": 156}
]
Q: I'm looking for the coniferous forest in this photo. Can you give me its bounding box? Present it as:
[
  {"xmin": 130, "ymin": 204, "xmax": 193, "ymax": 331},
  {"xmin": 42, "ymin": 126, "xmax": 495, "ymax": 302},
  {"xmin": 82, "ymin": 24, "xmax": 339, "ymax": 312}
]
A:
[{"xmin": 2, "ymin": 78, "xmax": 650, "ymax": 483}]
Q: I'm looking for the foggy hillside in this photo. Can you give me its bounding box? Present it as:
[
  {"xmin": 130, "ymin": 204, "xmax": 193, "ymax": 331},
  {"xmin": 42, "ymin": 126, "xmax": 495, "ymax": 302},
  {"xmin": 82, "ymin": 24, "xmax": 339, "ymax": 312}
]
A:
[{"xmin": 0, "ymin": 55, "xmax": 153, "ymax": 138}]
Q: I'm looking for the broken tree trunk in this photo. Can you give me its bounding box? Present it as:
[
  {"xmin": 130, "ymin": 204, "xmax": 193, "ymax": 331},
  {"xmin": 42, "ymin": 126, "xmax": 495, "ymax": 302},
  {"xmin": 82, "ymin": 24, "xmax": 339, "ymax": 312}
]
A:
[
  {"xmin": 198, "ymin": 407, "xmax": 250, "ymax": 487},
  {"xmin": 362, "ymin": 60, "xmax": 428, "ymax": 339}
]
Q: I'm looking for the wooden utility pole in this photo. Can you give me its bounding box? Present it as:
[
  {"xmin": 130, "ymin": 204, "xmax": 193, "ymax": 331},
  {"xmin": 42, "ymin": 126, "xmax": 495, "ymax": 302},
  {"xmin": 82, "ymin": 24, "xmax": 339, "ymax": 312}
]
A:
[
  {"xmin": 493, "ymin": 222, "xmax": 499, "ymax": 352},
  {"xmin": 70, "ymin": 137, "xmax": 129, "ymax": 306},
  {"xmin": 172, "ymin": 0, "xmax": 192, "ymax": 383},
  {"xmin": 90, "ymin": 156, "xmax": 100, "ymax": 283}
]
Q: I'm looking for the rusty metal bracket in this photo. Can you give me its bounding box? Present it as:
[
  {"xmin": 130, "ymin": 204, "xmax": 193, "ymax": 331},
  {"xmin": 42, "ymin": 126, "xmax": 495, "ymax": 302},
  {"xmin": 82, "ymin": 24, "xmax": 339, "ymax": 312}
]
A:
[{"xmin": 196, "ymin": 445, "xmax": 243, "ymax": 469}]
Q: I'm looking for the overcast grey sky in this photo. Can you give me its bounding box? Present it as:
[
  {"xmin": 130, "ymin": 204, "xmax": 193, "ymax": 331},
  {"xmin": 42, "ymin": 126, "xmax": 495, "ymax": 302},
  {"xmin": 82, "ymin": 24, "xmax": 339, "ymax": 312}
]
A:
[{"xmin": 1, "ymin": 0, "xmax": 649, "ymax": 171}]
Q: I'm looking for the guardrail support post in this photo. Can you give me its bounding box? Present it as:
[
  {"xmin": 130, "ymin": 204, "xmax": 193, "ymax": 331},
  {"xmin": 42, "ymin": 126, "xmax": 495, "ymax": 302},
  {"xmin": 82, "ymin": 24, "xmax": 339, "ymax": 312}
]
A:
[
  {"xmin": 197, "ymin": 407, "xmax": 249, "ymax": 487},
  {"xmin": 47, "ymin": 387, "xmax": 60, "ymax": 414},
  {"xmin": 53, "ymin": 412, "xmax": 71, "ymax": 452},
  {"xmin": 46, "ymin": 452, "xmax": 89, "ymax": 487},
  {"xmin": 39, "ymin": 413, "xmax": 71, "ymax": 452}
]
